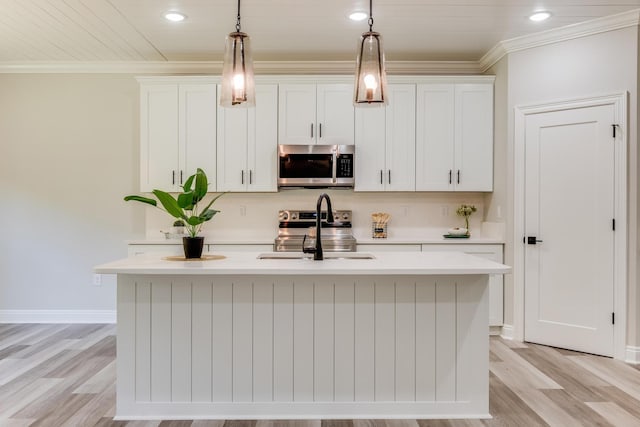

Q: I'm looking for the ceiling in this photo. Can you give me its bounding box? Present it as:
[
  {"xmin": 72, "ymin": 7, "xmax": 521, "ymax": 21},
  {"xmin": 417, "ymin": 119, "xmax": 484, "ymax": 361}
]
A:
[{"xmin": 1, "ymin": 0, "xmax": 640, "ymax": 65}]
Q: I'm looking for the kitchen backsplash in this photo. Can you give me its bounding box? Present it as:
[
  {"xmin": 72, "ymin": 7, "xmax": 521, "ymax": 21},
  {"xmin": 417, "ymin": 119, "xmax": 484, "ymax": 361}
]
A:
[{"xmin": 144, "ymin": 190, "xmax": 497, "ymax": 241}]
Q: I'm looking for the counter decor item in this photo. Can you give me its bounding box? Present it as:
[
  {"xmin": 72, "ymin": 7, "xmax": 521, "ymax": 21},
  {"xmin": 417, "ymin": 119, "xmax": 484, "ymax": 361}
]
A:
[
  {"xmin": 444, "ymin": 227, "xmax": 470, "ymax": 238},
  {"xmin": 372, "ymin": 212, "xmax": 390, "ymax": 238},
  {"xmin": 124, "ymin": 168, "xmax": 225, "ymax": 259},
  {"xmin": 456, "ymin": 204, "xmax": 477, "ymax": 236},
  {"xmin": 162, "ymin": 220, "xmax": 187, "ymax": 239}
]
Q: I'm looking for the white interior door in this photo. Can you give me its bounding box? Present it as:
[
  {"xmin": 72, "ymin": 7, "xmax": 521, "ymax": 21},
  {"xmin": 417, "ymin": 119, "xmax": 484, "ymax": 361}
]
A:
[{"xmin": 524, "ymin": 103, "xmax": 615, "ymax": 357}]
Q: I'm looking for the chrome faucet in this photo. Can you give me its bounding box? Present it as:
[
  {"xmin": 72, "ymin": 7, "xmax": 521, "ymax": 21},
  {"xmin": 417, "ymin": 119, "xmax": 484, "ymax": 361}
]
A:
[{"xmin": 303, "ymin": 193, "xmax": 334, "ymax": 260}]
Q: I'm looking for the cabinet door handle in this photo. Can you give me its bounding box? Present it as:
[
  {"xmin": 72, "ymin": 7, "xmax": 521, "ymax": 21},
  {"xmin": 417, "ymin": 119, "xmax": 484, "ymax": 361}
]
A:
[
  {"xmin": 311, "ymin": 123, "xmax": 314, "ymax": 138},
  {"xmin": 388, "ymin": 170, "xmax": 391, "ymax": 184},
  {"xmin": 249, "ymin": 170, "xmax": 253, "ymax": 184},
  {"xmin": 457, "ymin": 170, "xmax": 460, "ymax": 184},
  {"xmin": 449, "ymin": 170, "xmax": 452, "ymax": 184},
  {"xmin": 380, "ymin": 170, "xmax": 383, "ymax": 184},
  {"xmin": 319, "ymin": 123, "xmax": 322, "ymax": 138},
  {"xmin": 180, "ymin": 170, "xmax": 183, "ymax": 185},
  {"xmin": 172, "ymin": 170, "xmax": 176, "ymax": 185},
  {"xmin": 241, "ymin": 170, "xmax": 245, "ymax": 185}
]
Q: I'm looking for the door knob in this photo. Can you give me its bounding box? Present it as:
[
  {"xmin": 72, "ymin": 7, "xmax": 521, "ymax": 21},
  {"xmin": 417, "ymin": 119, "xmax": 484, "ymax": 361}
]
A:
[{"xmin": 527, "ymin": 236, "xmax": 543, "ymax": 244}]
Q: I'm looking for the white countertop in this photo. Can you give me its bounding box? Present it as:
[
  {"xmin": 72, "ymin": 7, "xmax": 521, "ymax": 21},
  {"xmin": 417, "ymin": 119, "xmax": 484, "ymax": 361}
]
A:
[
  {"xmin": 128, "ymin": 236, "xmax": 504, "ymax": 245},
  {"xmin": 127, "ymin": 238, "xmax": 275, "ymax": 245},
  {"xmin": 95, "ymin": 251, "xmax": 510, "ymax": 276},
  {"xmin": 355, "ymin": 236, "xmax": 504, "ymax": 244}
]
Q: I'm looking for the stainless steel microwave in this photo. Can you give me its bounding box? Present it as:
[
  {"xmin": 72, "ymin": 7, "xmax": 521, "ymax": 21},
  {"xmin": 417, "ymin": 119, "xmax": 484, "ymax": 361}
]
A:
[{"xmin": 277, "ymin": 144, "xmax": 355, "ymax": 188}]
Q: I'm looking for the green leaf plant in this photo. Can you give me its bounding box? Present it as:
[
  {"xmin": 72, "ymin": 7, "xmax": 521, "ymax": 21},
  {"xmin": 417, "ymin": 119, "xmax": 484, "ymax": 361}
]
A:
[{"xmin": 124, "ymin": 168, "xmax": 225, "ymax": 238}]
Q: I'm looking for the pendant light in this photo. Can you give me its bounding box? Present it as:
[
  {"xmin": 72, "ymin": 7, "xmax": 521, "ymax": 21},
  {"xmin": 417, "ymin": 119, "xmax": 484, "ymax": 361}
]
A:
[
  {"xmin": 220, "ymin": 0, "xmax": 255, "ymax": 107},
  {"xmin": 354, "ymin": 0, "xmax": 388, "ymax": 106}
]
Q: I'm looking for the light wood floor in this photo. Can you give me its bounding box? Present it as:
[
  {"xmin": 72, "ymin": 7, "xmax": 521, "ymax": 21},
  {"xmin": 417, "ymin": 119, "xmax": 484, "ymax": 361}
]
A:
[{"xmin": 1, "ymin": 324, "xmax": 640, "ymax": 427}]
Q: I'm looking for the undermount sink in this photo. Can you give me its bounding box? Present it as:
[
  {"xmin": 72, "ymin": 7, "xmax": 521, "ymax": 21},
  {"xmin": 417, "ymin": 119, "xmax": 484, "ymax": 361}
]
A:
[{"xmin": 257, "ymin": 252, "xmax": 376, "ymax": 260}]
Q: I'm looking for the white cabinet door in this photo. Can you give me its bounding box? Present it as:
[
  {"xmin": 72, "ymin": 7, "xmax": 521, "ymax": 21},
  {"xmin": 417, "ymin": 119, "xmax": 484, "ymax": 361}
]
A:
[
  {"xmin": 357, "ymin": 244, "xmax": 422, "ymax": 252},
  {"xmin": 217, "ymin": 102, "xmax": 249, "ymax": 192},
  {"xmin": 181, "ymin": 84, "xmax": 217, "ymax": 189},
  {"xmin": 454, "ymin": 84, "xmax": 493, "ymax": 191},
  {"xmin": 316, "ymin": 84, "xmax": 354, "ymax": 145},
  {"xmin": 279, "ymin": 83, "xmax": 354, "ymax": 145},
  {"xmin": 415, "ymin": 83, "xmax": 493, "ymax": 192},
  {"xmin": 354, "ymin": 106, "xmax": 386, "ymax": 191},
  {"xmin": 416, "ymin": 84, "xmax": 455, "ymax": 191},
  {"xmin": 247, "ymin": 84, "xmax": 278, "ymax": 191},
  {"xmin": 218, "ymin": 84, "xmax": 278, "ymax": 192},
  {"xmin": 278, "ymin": 84, "xmax": 316, "ymax": 145},
  {"xmin": 354, "ymin": 84, "xmax": 415, "ymax": 191},
  {"xmin": 385, "ymin": 85, "xmax": 416, "ymax": 191},
  {"xmin": 421, "ymin": 243, "xmax": 503, "ymax": 326},
  {"xmin": 128, "ymin": 244, "xmax": 184, "ymax": 257},
  {"xmin": 140, "ymin": 81, "xmax": 217, "ymax": 192},
  {"xmin": 140, "ymin": 84, "xmax": 179, "ymax": 192}
]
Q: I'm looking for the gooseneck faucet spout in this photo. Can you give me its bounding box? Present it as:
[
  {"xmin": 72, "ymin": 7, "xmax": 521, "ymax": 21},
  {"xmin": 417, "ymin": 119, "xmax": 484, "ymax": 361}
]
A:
[{"xmin": 305, "ymin": 193, "xmax": 334, "ymax": 260}]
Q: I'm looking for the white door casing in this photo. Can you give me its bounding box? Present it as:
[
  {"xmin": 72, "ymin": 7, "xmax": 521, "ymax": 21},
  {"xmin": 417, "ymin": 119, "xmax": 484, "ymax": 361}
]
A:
[{"xmin": 513, "ymin": 93, "xmax": 627, "ymax": 360}]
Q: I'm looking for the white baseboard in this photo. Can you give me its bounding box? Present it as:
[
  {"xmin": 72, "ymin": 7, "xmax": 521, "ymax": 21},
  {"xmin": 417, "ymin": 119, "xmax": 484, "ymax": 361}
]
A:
[
  {"xmin": 0, "ymin": 310, "xmax": 116, "ymax": 324},
  {"xmin": 500, "ymin": 324, "xmax": 514, "ymax": 340},
  {"xmin": 626, "ymin": 346, "xmax": 640, "ymax": 364},
  {"xmin": 489, "ymin": 326, "xmax": 502, "ymax": 336}
]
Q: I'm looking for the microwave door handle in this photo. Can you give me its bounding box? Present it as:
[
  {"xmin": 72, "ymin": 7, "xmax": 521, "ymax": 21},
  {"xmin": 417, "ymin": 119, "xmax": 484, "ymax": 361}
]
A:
[{"xmin": 332, "ymin": 150, "xmax": 337, "ymax": 183}]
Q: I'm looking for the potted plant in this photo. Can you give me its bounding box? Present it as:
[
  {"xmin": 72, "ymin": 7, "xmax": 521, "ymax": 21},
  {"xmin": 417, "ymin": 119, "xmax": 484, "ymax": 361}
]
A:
[
  {"xmin": 456, "ymin": 204, "xmax": 477, "ymax": 236},
  {"xmin": 124, "ymin": 168, "xmax": 224, "ymax": 259}
]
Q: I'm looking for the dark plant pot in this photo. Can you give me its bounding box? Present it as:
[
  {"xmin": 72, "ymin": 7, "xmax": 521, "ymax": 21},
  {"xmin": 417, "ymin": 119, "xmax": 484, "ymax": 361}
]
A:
[{"xmin": 183, "ymin": 236, "xmax": 204, "ymax": 259}]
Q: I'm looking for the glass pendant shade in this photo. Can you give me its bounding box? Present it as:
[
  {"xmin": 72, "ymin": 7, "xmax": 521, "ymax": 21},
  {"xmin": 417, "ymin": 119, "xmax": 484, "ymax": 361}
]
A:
[
  {"xmin": 354, "ymin": 31, "xmax": 388, "ymax": 106},
  {"xmin": 220, "ymin": 31, "xmax": 255, "ymax": 107}
]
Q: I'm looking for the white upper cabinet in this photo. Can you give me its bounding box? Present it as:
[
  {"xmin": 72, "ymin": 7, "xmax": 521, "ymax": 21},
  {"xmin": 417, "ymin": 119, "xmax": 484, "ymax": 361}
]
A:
[
  {"xmin": 217, "ymin": 84, "xmax": 278, "ymax": 192},
  {"xmin": 354, "ymin": 84, "xmax": 416, "ymax": 191},
  {"xmin": 279, "ymin": 83, "xmax": 354, "ymax": 145},
  {"xmin": 416, "ymin": 83, "xmax": 493, "ymax": 191},
  {"xmin": 139, "ymin": 79, "xmax": 217, "ymax": 192}
]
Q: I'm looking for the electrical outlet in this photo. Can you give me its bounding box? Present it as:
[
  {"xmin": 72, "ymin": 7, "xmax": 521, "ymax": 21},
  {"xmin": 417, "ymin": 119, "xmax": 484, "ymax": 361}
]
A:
[
  {"xmin": 401, "ymin": 206, "xmax": 409, "ymax": 217},
  {"xmin": 240, "ymin": 205, "xmax": 247, "ymax": 216},
  {"xmin": 441, "ymin": 206, "xmax": 450, "ymax": 216},
  {"xmin": 93, "ymin": 274, "xmax": 102, "ymax": 286}
]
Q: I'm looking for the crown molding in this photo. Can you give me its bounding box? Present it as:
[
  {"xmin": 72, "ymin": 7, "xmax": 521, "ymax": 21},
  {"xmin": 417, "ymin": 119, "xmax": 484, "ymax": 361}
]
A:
[
  {"xmin": 479, "ymin": 8, "xmax": 640, "ymax": 71},
  {"xmin": 0, "ymin": 59, "xmax": 482, "ymax": 75}
]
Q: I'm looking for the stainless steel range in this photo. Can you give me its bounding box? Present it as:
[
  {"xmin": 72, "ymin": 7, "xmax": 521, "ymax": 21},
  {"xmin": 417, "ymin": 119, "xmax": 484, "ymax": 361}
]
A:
[{"xmin": 274, "ymin": 209, "xmax": 357, "ymax": 252}]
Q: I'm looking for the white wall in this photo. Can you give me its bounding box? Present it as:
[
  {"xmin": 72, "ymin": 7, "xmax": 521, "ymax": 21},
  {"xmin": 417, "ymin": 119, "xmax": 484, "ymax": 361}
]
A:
[
  {"xmin": 0, "ymin": 74, "xmax": 143, "ymax": 312},
  {"xmin": 484, "ymin": 56, "xmax": 511, "ymax": 324},
  {"xmin": 503, "ymin": 26, "xmax": 639, "ymax": 346}
]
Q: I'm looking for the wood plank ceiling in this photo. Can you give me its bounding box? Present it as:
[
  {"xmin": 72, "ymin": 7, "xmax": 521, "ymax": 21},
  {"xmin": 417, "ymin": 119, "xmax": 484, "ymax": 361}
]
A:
[{"xmin": 1, "ymin": 0, "xmax": 640, "ymax": 63}]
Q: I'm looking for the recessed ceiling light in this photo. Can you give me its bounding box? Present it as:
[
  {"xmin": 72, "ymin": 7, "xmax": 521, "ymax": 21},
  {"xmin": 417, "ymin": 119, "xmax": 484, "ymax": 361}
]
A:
[
  {"xmin": 529, "ymin": 11, "xmax": 551, "ymax": 22},
  {"xmin": 164, "ymin": 11, "xmax": 186, "ymax": 22},
  {"xmin": 349, "ymin": 12, "xmax": 368, "ymax": 21}
]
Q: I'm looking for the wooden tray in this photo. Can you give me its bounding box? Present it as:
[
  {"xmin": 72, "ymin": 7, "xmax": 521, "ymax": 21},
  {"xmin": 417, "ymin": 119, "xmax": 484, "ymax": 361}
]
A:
[{"xmin": 163, "ymin": 254, "xmax": 226, "ymax": 261}]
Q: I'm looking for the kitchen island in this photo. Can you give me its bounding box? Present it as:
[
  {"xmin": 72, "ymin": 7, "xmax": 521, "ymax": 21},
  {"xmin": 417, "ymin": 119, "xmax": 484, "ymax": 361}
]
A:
[{"xmin": 95, "ymin": 251, "xmax": 510, "ymax": 420}]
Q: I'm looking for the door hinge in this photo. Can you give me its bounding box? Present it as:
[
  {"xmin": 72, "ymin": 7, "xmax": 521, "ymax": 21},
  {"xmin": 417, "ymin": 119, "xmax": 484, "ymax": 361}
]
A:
[
  {"xmin": 612, "ymin": 124, "xmax": 619, "ymax": 138},
  {"xmin": 612, "ymin": 218, "xmax": 616, "ymax": 231},
  {"xmin": 612, "ymin": 312, "xmax": 615, "ymax": 325}
]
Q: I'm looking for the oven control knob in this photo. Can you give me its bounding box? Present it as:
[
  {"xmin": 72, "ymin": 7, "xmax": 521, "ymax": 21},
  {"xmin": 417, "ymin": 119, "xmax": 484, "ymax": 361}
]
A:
[
  {"xmin": 291, "ymin": 212, "xmax": 298, "ymax": 220},
  {"xmin": 278, "ymin": 211, "xmax": 286, "ymax": 221},
  {"xmin": 342, "ymin": 213, "xmax": 349, "ymax": 221}
]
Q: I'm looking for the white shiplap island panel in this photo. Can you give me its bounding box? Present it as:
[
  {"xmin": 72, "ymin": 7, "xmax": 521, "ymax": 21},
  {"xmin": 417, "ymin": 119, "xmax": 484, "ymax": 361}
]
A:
[{"xmin": 96, "ymin": 252, "xmax": 510, "ymax": 420}]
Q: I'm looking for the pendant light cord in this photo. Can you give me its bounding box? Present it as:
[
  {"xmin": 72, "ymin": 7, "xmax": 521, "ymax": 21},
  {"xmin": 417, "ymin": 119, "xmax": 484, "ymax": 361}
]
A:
[
  {"xmin": 368, "ymin": 0, "xmax": 374, "ymax": 31},
  {"xmin": 236, "ymin": 0, "xmax": 241, "ymax": 32}
]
